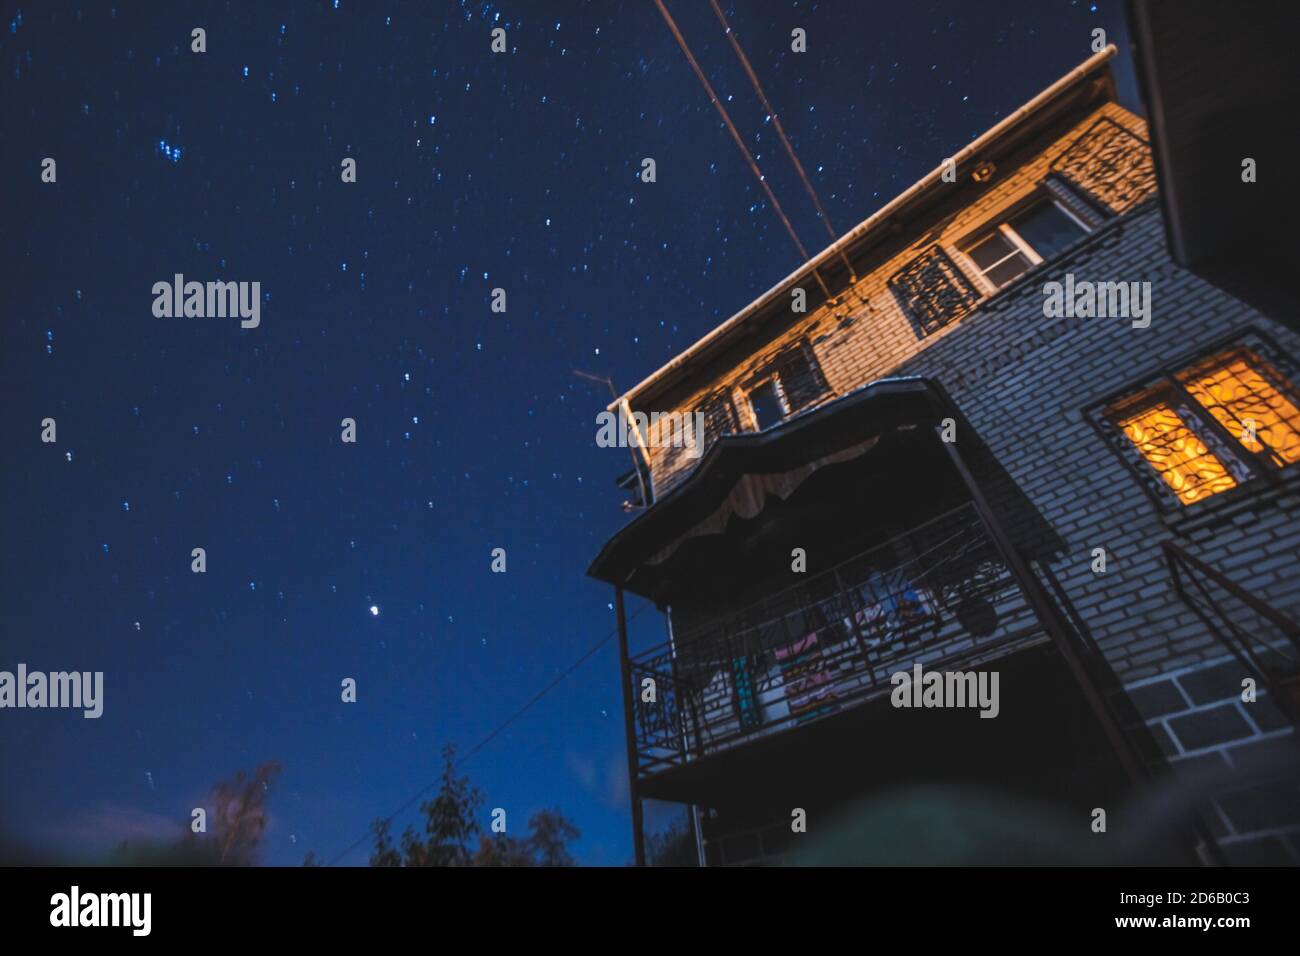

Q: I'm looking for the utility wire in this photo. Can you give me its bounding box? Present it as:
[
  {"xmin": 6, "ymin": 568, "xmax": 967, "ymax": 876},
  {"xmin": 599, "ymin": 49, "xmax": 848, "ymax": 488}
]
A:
[
  {"xmin": 653, "ymin": 0, "xmax": 832, "ymax": 300},
  {"xmin": 708, "ymin": 0, "xmax": 858, "ymax": 282},
  {"xmin": 324, "ymin": 602, "xmax": 650, "ymax": 866}
]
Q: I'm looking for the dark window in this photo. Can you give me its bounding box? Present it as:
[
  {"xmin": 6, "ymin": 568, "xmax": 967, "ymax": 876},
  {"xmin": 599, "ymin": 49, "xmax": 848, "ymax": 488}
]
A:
[
  {"xmin": 966, "ymin": 230, "xmax": 1032, "ymax": 288},
  {"xmin": 1008, "ymin": 201, "xmax": 1086, "ymax": 260},
  {"xmin": 748, "ymin": 379, "xmax": 784, "ymax": 430},
  {"xmin": 963, "ymin": 199, "xmax": 1087, "ymax": 290}
]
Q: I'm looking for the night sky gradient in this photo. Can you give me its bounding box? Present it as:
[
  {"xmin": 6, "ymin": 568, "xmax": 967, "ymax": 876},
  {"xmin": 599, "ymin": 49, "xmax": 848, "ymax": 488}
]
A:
[{"xmin": 2, "ymin": 0, "xmax": 1129, "ymax": 865}]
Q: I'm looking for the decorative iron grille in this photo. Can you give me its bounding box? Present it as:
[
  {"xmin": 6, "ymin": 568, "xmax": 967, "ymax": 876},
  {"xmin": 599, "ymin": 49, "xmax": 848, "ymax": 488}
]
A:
[
  {"xmin": 1092, "ymin": 337, "xmax": 1300, "ymax": 511},
  {"xmin": 697, "ymin": 388, "xmax": 739, "ymax": 449},
  {"xmin": 1049, "ymin": 117, "xmax": 1157, "ymax": 214},
  {"xmin": 1103, "ymin": 395, "xmax": 1251, "ymax": 507},
  {"xmin": 630, "ymin": 655, "xmax": 685, "ymax": 767},
  {"xmin": 768, "ymin": 340, "xmax": 831, "ymax": 415},
  {"xmin": 888, "ymin": 244, "xmax": 982, "ymax": 336}
]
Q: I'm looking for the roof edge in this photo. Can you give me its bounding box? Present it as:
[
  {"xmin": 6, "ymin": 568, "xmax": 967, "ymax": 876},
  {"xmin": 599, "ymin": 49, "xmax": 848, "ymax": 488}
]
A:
[{"xmin": 610, "ymin": 45, "xmax": 1118, "ymax": 413}]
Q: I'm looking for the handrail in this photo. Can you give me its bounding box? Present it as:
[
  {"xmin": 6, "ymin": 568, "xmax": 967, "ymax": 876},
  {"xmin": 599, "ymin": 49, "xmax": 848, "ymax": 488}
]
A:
[
  {"xmin": 1162, "ymin": 540, "xmax": 1300, "ymax": 651},
  {"xmin": 1162, "ymin": 540, "xmax": 1299, "ymax": 725}
]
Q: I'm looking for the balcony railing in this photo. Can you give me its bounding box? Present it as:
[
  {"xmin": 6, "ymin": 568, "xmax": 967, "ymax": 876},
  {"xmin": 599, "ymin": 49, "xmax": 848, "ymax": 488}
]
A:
[
  {"xmin": 628, "ymin": 502, "xmax": 1046, "ymax": 776},
  {"xmin": 1164, "ymin": 540, "xmax": 1300, "ymax": 724}
]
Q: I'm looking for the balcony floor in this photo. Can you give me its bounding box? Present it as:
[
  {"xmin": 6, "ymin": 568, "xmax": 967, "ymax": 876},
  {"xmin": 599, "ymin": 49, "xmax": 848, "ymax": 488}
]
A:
[{"xmin": 636, "ymin": 640, "xmax": 1124, "ymax": 808}]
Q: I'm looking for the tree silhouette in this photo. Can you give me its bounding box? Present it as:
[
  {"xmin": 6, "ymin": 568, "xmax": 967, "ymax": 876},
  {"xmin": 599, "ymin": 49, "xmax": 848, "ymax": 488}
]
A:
[
  {"xmin": 211, "ymin": 761, "xmax": 282, "ymax": 865},
  {"xmin": 109, "ymin": 760, "xmax": 282, "ymax": 866},
  {"xmin": 645, "ymin": 817, "xmax": 698, "ymax": 866},
  {"xmin": 366, "ymin": 746, "xmax": 579, "ymax": 867},
  {"xmin": 472, "ymin": 809, "xmax": 580, "ymax": 867}
]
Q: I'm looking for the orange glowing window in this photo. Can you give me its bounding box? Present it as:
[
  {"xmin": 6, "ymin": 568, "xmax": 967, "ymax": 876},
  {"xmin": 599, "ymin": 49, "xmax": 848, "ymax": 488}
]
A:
[
  {"xmin": 1104, "ymin": 345, "xmax": 1300, "ymax": 508},
  {"xmin": 1113, "ymin": 401, "xmax": 1240, "ymax": 505},
  {"xmin": 1179, "ymin": 352, "xmax": 1300, "ymax": 469}
]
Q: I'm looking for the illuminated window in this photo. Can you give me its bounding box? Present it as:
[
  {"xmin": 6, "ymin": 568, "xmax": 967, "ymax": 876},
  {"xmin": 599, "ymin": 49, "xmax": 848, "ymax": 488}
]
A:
[
  {"xmin": 1178, "ymin": 351, "xmax": 1300, "ymax": 469},
  {"xmin": 1111, "ymin": 401, "xmax": 1240, "ymax": 505},
  {"xmin": 1103, "ymin": 345, "xmax": 1300, "ymax": 507}
]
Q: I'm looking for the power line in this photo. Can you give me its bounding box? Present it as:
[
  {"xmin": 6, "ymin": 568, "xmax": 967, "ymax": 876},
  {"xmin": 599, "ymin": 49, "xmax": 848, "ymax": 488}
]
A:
[
  {"xmin": 324, "ymin": 602, "xmax": 650, "ymax": 866},
  {"xmin": 708, "ymin": 0, "xmax": 857, "ymax": 282},
  {"xmin": 653, "ymin": 0, "xmax": 832, "ymax": 300}
]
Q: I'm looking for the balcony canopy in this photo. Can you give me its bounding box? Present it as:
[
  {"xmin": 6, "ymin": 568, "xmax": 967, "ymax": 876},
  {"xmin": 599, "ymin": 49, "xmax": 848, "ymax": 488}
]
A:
[{"xmin": 587, "ymin": 378, "xmax": 947, "ymax": 600}]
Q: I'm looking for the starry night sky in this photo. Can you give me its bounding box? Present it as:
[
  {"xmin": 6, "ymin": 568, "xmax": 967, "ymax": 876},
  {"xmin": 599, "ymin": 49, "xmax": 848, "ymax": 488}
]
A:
[{"xmin": 2, "ymin": 0, "xmax": 1128, "ymax": 865}]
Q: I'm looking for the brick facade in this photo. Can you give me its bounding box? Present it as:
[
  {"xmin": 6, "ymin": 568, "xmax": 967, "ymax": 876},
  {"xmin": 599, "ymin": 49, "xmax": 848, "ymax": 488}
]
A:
[
  {"xmin": 614, "ymin": 76, "xmax": 1300, "ymax": 864},
  {"xmin": 631, "ymin": 98, "xmax": 1300, "ymax": 681}
]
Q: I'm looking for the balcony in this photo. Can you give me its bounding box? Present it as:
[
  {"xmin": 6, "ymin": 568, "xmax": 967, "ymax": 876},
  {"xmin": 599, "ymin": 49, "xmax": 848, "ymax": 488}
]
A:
[{"xmin": 628, "ymin": 501, "xmax": 1048, "ymax": 780}]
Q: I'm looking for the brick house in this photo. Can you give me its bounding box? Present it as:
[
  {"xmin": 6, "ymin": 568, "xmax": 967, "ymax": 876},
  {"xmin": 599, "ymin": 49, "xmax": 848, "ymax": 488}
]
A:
[{"xmin": 589, "ymin": 47, "xmax": 1300, "ymax": 866}]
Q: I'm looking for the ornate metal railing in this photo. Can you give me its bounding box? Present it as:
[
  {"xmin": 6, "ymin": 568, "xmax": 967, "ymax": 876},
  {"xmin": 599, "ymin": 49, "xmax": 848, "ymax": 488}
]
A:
[
  {"xmin": 628, "ymin": 502, "xmax": 1046, "ymax": 776},
  {"xmin": 1163, "ymin": 540, "xmax": 1300, "ymax": 724},
  {"xmin": 1049, "ymin": 116, "xmax": 1157, "ymax": 215},
  {"xmin": 888, "ymin": 245, "xmax": 983, "ymax": 336}
]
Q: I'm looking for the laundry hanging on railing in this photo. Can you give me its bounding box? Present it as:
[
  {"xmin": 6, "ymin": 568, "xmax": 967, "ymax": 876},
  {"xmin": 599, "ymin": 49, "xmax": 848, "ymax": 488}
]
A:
[
  {"xmin": 773, "ymin": 631, "xmax": 837, "ymax": 722},
  {"xmin": 848, "ymin": 567, "xmax": 939, "ymax": 648}
]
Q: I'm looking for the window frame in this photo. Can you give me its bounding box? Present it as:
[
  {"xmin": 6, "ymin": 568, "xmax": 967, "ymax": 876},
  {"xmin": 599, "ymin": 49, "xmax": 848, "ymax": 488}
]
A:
[
  {"xmin": 958, "ymin": 193, "xmax": 1092, "ymax": 295},
  {"xmin": 745, "ymin": 374, "xmax": 790, "ymax": 431},
  {"xmin": 1089, "ymin": 331, "xmax": 1300, "ymax": 514},
  {"xmin": 738, "ymin": 340, "xmax": 830, "ymax": 432}
]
